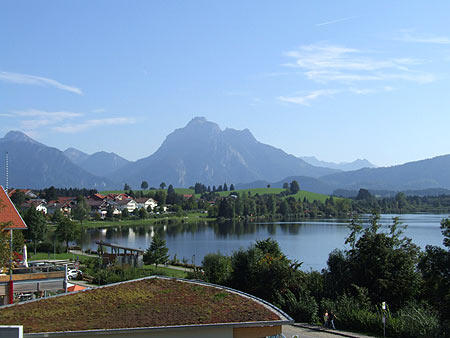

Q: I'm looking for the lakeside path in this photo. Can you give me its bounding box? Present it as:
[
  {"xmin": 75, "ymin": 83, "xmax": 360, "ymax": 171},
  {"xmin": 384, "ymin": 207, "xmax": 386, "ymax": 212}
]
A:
[{"xmin": 283, "ymin": 324, "xmax": 377, "ymax": 338}]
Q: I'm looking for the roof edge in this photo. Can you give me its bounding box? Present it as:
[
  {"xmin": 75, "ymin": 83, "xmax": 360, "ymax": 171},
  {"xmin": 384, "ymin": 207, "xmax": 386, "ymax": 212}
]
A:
[
  {"xmin": 0, "ymin": 185, "xmax": 27, "ymax": 230},
  {"xmin": 24, "ymin": 318, "xmax": 293, "ymax": 337}
]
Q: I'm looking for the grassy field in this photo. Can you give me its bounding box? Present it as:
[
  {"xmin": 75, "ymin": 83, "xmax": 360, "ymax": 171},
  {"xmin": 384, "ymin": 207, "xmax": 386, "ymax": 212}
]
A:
[
  {"xmin": 30, "ymin": 253, "xmax": 188, "ymax": 278},
  {"xmin": 196, "ymin": 187, "xmax": 331, "ymax": 202},
  {"xmin": 142, "ymin": 265, "xmax": 189, "ymax": 278},
  {"xmin": 101, "ymin": 187, "xmax": 332, "ymax": 203},
  {"xmin": 30, "ymin": 252, "xmax": 93, "ymax": 262}
]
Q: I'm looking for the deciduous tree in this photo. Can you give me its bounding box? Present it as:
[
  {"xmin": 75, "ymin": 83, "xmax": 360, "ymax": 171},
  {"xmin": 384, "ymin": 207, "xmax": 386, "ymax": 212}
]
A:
[
  {"xmin": 72, "ymin": 196, "xmax": 90, "ymax": 227},
  {"xmin": 55, "ymin": 216, "xmax": 80, "ymax": 253},
  {"xmin": 24, "ymin": 206, "xmax": 47, "ymax": 255}
]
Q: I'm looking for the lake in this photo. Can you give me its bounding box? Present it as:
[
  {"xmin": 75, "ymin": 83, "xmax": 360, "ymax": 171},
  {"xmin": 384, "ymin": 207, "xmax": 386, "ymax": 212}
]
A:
[{"xmin": 78, "ymin": 213, "xmax": 448, "ymax": 271}]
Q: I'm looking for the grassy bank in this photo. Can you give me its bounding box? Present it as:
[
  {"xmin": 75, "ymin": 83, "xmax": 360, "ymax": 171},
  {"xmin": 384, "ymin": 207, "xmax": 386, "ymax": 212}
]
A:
[{"xmin": 83, "ymin": 213, "xmax": 215, "ymax": 229}]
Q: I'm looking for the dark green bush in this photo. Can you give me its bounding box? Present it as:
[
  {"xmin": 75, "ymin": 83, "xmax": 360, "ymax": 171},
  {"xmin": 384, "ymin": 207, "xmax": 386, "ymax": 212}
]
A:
[
  {"xmin": 36, "ymin": 241, "xmax": 64, "ymax": 254},
  {"xmin": 277, "ymin": 289, "xmax": 319, "ymax": 323}
]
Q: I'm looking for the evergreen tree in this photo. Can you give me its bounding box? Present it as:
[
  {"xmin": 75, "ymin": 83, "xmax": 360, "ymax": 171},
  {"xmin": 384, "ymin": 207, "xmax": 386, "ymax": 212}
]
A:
[
  {"xmin": 229, "ymin": 184, "xmax": 234, "ymax": 191},
  {"xmin": 143, "ymin": 233, "xmax": 169, "ymax": 271},
  {"xmin": 166, "ymin": 185, "xmax": 176, "ymax": 204}
]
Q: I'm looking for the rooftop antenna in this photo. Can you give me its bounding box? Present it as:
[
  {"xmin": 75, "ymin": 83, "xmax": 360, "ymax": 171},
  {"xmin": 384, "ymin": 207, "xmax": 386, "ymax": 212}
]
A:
[{"xmin": 5, "ymin": 151, "xmax": 9, "ymax": 192}]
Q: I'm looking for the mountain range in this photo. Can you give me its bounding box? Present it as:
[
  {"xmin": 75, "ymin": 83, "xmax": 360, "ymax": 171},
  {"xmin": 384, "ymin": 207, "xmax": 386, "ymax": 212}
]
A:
[
  {"xmin": 1, "ymin": 117, "xmax": 450, "ymax": 196},
  {"xmin": 299, "ymin": 156, "xmax": 376, "ymax": 171},
  {"xmin": 0, "ymin": 131, "xmax": 112, "ymax": 189},
  {"xmin": 63, "ymin": 148, "xmax": 130, "ymax": 177}
]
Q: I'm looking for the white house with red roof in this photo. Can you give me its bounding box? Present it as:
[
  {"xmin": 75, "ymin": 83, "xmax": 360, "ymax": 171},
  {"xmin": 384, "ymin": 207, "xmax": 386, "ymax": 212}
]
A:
[{"xmin": 135, "ymin": 197, "xmax": 158, "ymax": 211}]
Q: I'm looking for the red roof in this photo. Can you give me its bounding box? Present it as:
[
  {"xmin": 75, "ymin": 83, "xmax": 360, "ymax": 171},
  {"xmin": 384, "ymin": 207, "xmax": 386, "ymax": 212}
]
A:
[
  {"xmin": 0, "ymin": 186, "xmax": 27, "ymax": 229},
  {"xmin": 67, "ymin": 284, "xmax": 87, "ymax": 292}
]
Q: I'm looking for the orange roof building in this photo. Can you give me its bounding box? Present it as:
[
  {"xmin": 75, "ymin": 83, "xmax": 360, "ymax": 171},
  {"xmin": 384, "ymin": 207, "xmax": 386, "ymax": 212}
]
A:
[{"xmin": 0, "ymin": 185, "xmax": 27, "ymax": 230}]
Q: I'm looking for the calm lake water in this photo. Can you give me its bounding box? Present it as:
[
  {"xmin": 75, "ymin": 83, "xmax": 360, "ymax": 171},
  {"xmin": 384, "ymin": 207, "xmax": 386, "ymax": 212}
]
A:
[{"xmin": 78, "ymin": 214, "xmax": 448, "ymax": 271}]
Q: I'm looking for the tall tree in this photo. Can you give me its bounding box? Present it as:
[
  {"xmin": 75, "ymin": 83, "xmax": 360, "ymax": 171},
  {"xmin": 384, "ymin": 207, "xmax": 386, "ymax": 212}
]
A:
[
  {"xmin": 24, "ymin": 206, "xmax": 47, "ymax": 255},
  {"xmin": 72, "ymin": 196, "xmax": 90, "ymax": 227},
  {"xmin": 159, "ymin": 182, "xmax": 166, "ymax": 190},
  {"xmin": 55, "ymin": 217, "xmax": 81, "ymax": 253},
  {"xmin": 143, "ymin": 233, "xmax": 169, "ymax": 271},
  {"xmin": 141, "ymin": 181, "xmax": 149, "ymax": 190},
  {"xmin": 419, "ymin": 218, "xmax": 450, "ymax": 332},
  {"xmin": 10, "ymin": 191, "xmax": 26, "ymax": 208},
  {"xmin": 166, "ymin": 185, "xmax": 176, "ymax": 204},
  {"xmin": 123, "ymin": 183, "xmax": 131, "ymax": 191},
  {"xmin": 324, "ymin": 214, "xmax": 421, "ymax": 309},
  {"xmin": 290, "ymin": 180, "xmax": 300, "ymax": 194}
]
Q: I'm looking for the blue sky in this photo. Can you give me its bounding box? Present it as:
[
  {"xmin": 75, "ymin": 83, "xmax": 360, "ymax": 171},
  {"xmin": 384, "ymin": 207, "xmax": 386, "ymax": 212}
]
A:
[{"xmin": 1, "ymin": 1, "xmax": 450, "ymax": 167}]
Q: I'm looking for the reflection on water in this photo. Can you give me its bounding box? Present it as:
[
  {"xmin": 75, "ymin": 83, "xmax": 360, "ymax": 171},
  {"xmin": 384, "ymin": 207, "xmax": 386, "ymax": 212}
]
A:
[{"xmin": 78, "ymin": 214, "xmax": 448, "ymax": 271}]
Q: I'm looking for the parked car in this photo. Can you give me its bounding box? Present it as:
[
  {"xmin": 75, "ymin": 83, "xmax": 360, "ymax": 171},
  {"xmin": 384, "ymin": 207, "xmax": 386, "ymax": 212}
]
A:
[{"xmin": 67, "ymin": 269, "xmax": 83, "ymax": 280}]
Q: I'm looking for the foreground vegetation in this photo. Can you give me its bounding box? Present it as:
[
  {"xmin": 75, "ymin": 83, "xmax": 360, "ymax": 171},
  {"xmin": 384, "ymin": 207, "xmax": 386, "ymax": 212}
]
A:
[{"xmin": 195, "ymin": 215, "xmax": 450, "ymax": 338}]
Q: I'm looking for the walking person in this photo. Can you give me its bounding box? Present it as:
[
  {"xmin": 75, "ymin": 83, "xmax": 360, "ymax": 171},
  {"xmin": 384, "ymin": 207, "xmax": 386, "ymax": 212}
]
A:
[
  {"xmin": 329, "ymin": 310, "xmax": 337, "ymax": 330},
  {"xmin": 323, "ymin": 309, "xmax": 329, "ymax": 328}
]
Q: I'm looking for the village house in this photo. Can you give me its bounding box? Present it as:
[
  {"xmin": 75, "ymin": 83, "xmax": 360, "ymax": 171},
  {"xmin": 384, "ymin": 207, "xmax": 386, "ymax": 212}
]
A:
[
  {"xmin": 7, "ymin": 189, "xmax": 37, "ymax": 199},
  {"xmin": 20, "ymin": 199, "xmax": 48, "ymax": 214},
  {"xmin": 114, "ymin": 198, "xmax": 138, "ymax": 213},
  {"xmin": 135, "ymin": 197, "xmax": 158, "ymax": 211},
  {"xmin": 46, "ymin": 197, "xmax": 77, "ymax": 216},
  {"xmin": 86, "ymin": 198, "xmax": 109, "ymax": 218}
]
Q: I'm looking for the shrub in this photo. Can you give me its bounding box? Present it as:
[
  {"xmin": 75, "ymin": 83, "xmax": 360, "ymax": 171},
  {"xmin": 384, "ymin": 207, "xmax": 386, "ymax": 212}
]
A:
[
  {"xmin": 36, "ymin": 241, "xmax": 64, "ymax": 254},
  {"xmin": 277, "ymin": 289, "xmax": 319, "ymax": 323}
]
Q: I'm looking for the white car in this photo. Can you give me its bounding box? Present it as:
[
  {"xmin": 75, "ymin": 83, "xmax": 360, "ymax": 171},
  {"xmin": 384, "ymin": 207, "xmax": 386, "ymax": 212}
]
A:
[{"xmin": 67, "ymin": 269, "xmax": 82, "ymax": 280}]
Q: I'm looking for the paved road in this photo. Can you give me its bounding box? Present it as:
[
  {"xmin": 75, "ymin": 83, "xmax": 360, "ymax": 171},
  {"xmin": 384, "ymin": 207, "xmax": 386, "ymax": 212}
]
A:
[{"xmin": 282, "ymin": 325, "xmax": 377, "ymax": 338}]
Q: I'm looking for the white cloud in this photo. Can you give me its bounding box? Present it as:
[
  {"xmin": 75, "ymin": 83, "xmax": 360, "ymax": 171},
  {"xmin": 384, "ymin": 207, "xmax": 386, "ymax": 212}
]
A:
[
  {"xmin": 395, "ymin": 30, "xmax": 450, "ymax": 44},
  {"xmin": 278, "ymin": 86, "xmax": 396, "ymax": 105},
  {"xmin": 285, "ymin": 43, "xmax": 423, "ymax": 75},
  {"xmin": 12, "ymin": 109, "xmax": 82, "ymax": 119},
  {"xmin": 348, "ymin": 88, "xmax": 376, "ymax": 95},
  {"xmin": 278, "ymin": 89, "xmax": 339, "ymax": 106},
  {"xmin": 316, "ymin": 16, "xmax": 358, "ymax": 27},
  {"xmin": 53, "ymin": 117, "xmax": 135, "ymax": 133},
  {"xmin": 11, "ymin": 109, "xmax": 82, "ymax": 130},
  {"xmin": 279, "ymin": 42, "xmax": 436, "ymax": 105},
  {"xmin": 0, "ymin": 71, "xmax": 82, "ymax": 95}
]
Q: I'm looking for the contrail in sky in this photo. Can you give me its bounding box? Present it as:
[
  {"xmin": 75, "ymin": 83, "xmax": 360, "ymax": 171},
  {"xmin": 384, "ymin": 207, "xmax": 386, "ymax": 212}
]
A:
[{"xmin": 316, "ymin": 16, "xmax": 358, "ymax": 27}]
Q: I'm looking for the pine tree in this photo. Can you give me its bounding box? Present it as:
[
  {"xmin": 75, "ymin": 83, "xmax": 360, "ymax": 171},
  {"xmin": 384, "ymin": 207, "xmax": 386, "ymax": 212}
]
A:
[{"xmin": 144, "ymin": 233, "xmax": 169, "ymax": 271}]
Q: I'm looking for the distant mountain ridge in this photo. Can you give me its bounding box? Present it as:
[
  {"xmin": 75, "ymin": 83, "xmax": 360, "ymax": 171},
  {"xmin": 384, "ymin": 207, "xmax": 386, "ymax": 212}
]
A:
[
  {"xmin": 107, "ymin": 117, "xmax": 339, "ymax": 188},
  {"xmin": 0, "ymin": 131, "xmax": 113, "ymax": 189},
  {"xmin": 320, "ymin": 155, "xmax": 450, "ymax": 191},
  {"xmin": 3, "ymin": 119, "xmax": 450, "ymax": 194},
  {"xmin": 300, "ymin": 156, "xmax": 376, "ymax": 171},
  {"xmin": 64, "ymin": 148, "xmax": 130, "ymax": 177}
]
